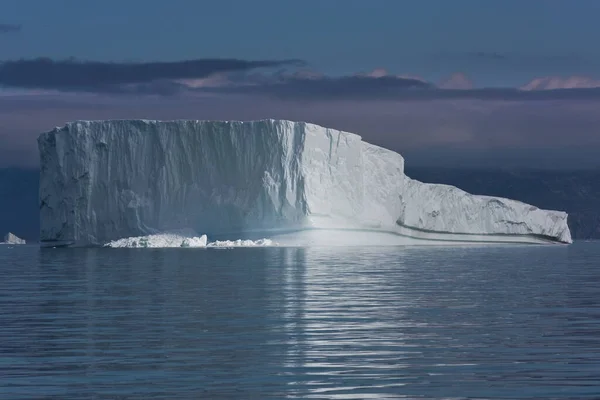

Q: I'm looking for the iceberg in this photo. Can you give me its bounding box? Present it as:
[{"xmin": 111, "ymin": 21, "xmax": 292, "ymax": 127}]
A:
[
  {"xmin": 37, "ymin": 119, "xmax": 572, "ymax": 247},
  {"xmin": 1, "ymin": 232, "xmax": 26, "ymax": 245}
]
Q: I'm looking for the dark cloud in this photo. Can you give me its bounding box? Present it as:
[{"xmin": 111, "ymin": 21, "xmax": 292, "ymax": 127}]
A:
[
  {"xmin": 203, "ymin": 73, "xmax": 600, "ymax": 102},
  {"xmin": 4, "ymin": 57, "xmax": 600, "ymax": 102},
  {"xmin": 0, "ymin": 59, "xmax": 437, "ymax": 98},
  {"xmin": 467, "ymin": 51, "xmax": 507, "ymax": 60},
  {"xmin": 0, "ymin": 23, "xmax": 21, "ymax": 34},
  {"xmin": 0, "ymin": 57, "xmax": 304, "ymax": 92}
]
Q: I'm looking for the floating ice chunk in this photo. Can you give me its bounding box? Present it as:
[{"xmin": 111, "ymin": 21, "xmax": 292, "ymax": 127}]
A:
[
  {"xmin": 207, "ymin": 238, "xmax": 277, "ymax": 247},
  {"xmin": 105, "ymin": 233, "xmax": 208, "ymax": 248},
  {"xmin": 103, "ymin": 233, "xmax": 277, "ymax": 248}
]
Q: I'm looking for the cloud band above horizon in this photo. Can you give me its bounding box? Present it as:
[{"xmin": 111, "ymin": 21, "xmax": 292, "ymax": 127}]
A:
[
  {"xmin": 0, "ymin": 57, "xmax": 304, "ymax": 92},
  {"xmin": 2, "ymin": 57, "xmax": 600, "ymax": 101},
  {"xmin": 2, "ymin": 56, "xmax": 600, "ymax": 169}
]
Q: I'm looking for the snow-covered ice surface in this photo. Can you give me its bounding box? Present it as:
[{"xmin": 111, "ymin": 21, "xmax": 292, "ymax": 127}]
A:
[
  {"xmin": 0, "ymin": 233, "xmax": 26, "ymax": 245},
  {"xmin": 38, "ymin": 119, "xmax": 572, "ymax": 247}
]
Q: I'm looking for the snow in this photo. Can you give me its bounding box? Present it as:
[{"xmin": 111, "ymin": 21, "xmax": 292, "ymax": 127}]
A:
[
  {"xmin": 38, "ymin": 119, "xmax": 572, "ymax": 247},
  {"xmin": 1, "ymin": 232, "xmax": 26, "ymax": 245}
]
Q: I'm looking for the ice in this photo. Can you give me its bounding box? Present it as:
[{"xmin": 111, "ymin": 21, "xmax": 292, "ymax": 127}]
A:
[
  {"xmin": 105, "ymin": 233, "xmax": 208, "ymax": 248},
  {"xmin": 104, "ymin": 233, "xmax": 276, "ymax": 248},
  {"xmin": 207, "ymin": 238, "xmax": 276, "ymax": 247},
  {"xmin": 38, "ymin": 119, "xmax": 572, "ymax": 247},
  {"xmin": 1, "ymin": 232, "xmax": 26, "ymax": 245}
]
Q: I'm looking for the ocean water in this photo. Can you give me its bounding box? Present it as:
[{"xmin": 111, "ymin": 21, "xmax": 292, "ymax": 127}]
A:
[{"xmin": 1, "ymin": 242, "xmax": 599, "ymax": 399}]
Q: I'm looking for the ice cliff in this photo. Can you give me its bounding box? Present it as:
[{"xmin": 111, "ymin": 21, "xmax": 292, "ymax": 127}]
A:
[
  {"xmin": 38, "ymin": 120, "xmax": 572, "ymax": 247},
  {"xmin": 1, "ymin": 232, "xmax": 26, "ymax": 245}
]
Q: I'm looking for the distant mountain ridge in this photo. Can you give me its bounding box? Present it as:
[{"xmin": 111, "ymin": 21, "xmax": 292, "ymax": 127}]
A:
[{"xmin": 1, "ymin": 167, "xmax": 599, "ymax": 241}]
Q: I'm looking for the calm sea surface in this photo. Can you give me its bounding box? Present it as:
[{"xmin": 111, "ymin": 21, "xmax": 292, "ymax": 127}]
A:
[{"xmin": 0, "ymin": 242, "xmax": 599, "ymax": 399}]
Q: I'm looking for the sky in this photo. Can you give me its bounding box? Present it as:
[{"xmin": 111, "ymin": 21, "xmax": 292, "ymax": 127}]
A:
[{"xmin": 2, "ymin": 0, "xmax": 600, "ymax": 169}]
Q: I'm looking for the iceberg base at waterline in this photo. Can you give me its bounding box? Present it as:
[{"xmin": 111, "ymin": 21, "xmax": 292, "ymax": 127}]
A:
[{"xmin": 101, "ymin": 228, "xmax": 561, "ymax": 249}]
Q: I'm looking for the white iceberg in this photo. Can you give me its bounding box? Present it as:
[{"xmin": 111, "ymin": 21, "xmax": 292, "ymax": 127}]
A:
[
  {"xmin": 37, "ymin": 119, "xmax": 572, "ymax": 247},
  {"xmin": 1, "ymin": 232, "xmax": 26, "ymax": 245}
]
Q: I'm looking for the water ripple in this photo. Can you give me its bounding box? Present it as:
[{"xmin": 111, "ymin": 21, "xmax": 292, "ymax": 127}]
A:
[{"xmin": 0, "ymin": 243, "xmax": 599, "ymax": 399}]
